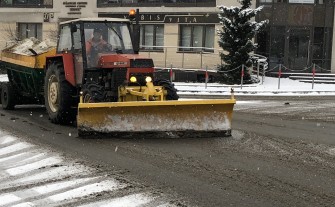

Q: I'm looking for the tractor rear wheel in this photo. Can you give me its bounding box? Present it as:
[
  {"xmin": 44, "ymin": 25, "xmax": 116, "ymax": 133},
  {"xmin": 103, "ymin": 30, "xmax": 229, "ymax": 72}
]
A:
[
  {"xmin": 154, "ymin": 79, "xmax": 179, "ymax": 100},
  {"xmin": 1, "ymin": 82, "xmax": 16, "ymax": 110},
  {"xmin": 44, "ymin": 62, "xmax": 77, "ymax": 124}
]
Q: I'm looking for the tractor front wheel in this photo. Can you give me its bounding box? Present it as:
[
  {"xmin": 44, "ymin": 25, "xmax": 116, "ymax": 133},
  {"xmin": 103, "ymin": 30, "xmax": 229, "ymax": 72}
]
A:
[
  {"xmin": 154, "ymin": 79, "xmax": 179, "ymax": 100},
  {"xmin": 82, "ymin": 83, "xmax": 105, "ymax": 103}
]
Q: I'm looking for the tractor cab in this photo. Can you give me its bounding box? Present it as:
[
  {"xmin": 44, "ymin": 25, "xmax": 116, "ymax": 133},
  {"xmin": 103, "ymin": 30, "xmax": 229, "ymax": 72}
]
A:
[
  {"xmin": 57, "ymin": 18, "xmax": 138, "ymax": 85},
  {"xmin": 57, "ymin": 18, "xmax": 135, "ymax": 70},
  {"xmin": 83, "ymin": 20, "xmax": 135, "ymax": 67}
]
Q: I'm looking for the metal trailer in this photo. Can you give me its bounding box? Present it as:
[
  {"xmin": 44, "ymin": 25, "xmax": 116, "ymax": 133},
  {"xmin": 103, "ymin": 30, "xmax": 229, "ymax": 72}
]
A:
[{"xmin": 0, "ymin": 48, "xmax": 56, "ymax": 109}]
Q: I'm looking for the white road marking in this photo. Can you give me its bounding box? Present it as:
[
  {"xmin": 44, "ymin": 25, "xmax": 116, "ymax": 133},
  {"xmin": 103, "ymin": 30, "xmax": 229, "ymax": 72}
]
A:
[
  {"xmin": 6, "ymin": 157, "xmax": 62, "ymax": 175},
  {"xmin": 11, "ymin": 203, "xmax": 35, "ymax": 207},
  {"xmin": 0, "ymin": 131, "xmax": 177, "ymax": 207},
  {"xmin": 2, "ymin": 153, "xmax": 47, "ymax": 168},
  {"xmin": 0, "ymin": 152, "xmax": 27, "ymax": 163},
  {"xmin": 33, "ymin": 177, "xmax": 97, "ymax": 194},
  {"xmin": 0, "ymin": 135, "xmax": 17, "ymax": 145},
  {"xmin": 0, "ymin": 142, "xmax": 32, "ymax": 156},
  {"xmin": 79, "ymin": 193, "xmax": 155, "ymax": 207},
  {"xmin": 156, "ymin": 204, "xmax": 176, "ymax": 207},
  {"xmin": 18, "ymin": 165, "xmax": 88, "ymax": 183},
  {"xmin": 48, "ymin": 180, "xmax": 123, "ymax": 202},
  {"xmin": 0, "ymin": 194, "xmax": 21, "ymax": 206}
]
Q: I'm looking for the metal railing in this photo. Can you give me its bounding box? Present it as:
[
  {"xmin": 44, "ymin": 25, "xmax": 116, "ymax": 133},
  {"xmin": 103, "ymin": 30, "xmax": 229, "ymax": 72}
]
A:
[
  {"xmin": 140, "ymin": 45, "xmax": 270, "ymax": 85},
  {"xmin": 141, "ymin": 45, "xmax": 269, "ymax": 72},
  {"xmin": 250, "ymin": 53, "xmax": 268, "ymax": 84},
  {"xmin": 260, "ymin": 63, "xmax": 334, "ymax": 89}
]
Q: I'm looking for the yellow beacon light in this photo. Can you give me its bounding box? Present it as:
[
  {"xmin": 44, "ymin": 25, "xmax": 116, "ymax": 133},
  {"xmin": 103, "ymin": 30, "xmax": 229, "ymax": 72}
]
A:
[{"xmin": 129, "ymin": 9, "xmax": 136, "ymax": 19}]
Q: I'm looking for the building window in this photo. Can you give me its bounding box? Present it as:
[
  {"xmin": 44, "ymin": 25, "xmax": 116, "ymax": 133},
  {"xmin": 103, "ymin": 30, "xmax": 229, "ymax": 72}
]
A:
[
  {"xmin": 15, "ymin": 0, "xmax": 42, "ymax": 4},
  {"xmin": 312, "ymin": 27, "xmax": 332, "ymax": 69},
  {"xmin": 18, "ymin": 23, "xmax": 42, "ymax": 40},
  {"xmin": 0, "ymin": 0, "xmax": 52, "ymax": 7},
  {"xmin": 258, "ymin": 0, "xmax": 335, "ymax": 4},
  {"xmin": 179, "ymin": 25, "xmax": 214, "ymax": 52},
  {"xmin": 140, "ymin": 24, "xmax": 164, "ymax": 51},
  {"xmin": 97, "ymin": 0, "xmax": 215, "ymax": 7}
]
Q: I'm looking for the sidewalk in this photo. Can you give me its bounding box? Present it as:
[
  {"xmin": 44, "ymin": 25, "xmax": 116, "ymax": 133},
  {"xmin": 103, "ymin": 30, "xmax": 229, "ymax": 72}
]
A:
[
  {"xmin": 174, "ymin": 76, "xmax": 335, "ymax": 96},
  {"xmin": 2, "ymin": 74, "xmax": 335, "ymax": 96}
]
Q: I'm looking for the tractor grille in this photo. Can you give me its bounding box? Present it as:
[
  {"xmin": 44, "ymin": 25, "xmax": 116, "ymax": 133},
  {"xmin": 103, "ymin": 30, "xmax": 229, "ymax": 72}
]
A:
[
  {"xmin": 130, "ymin": 59, "xmax": 154, "ymax": 68},
  {"xmin": 112, "ymin": 69, "xmax": 127, "ymax": 88}
]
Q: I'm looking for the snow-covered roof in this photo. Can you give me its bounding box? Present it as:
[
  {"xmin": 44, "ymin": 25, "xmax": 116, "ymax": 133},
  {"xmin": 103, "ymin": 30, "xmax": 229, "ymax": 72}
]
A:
[{"xmin": 60, "ymin": 17, "xmax": 130, "ymax": 25}]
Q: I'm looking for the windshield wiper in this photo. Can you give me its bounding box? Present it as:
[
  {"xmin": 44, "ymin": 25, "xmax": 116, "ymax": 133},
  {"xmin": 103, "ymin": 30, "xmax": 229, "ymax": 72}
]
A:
[{"xmin": 104, "ymin": 22, "xmax": 123, "ymax": 41}]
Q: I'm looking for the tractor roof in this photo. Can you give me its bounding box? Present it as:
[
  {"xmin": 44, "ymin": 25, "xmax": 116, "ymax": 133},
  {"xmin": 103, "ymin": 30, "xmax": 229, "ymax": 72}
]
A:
[{"xmin": 60, "ymin": 17, "xmax": 130, "ymax": 25}]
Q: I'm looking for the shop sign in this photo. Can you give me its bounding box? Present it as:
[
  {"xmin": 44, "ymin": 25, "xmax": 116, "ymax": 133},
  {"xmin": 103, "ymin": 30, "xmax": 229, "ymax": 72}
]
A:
[
  {"xmin": 99, "ymin": 13, "xmax": 219, "ymax": 24},
  {"xmin": 63, "ymin": 1, "xmax": 88, "ymax": 15}
]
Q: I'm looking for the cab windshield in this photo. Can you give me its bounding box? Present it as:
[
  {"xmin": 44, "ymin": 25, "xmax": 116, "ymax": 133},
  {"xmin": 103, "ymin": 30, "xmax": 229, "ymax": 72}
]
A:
[{"xmin": 84, "ymin": 22, "xmax": 134, "ymax": 54}]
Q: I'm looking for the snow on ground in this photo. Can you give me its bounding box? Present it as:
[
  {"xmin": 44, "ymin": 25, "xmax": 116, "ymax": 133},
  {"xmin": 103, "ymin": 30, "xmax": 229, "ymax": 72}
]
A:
[
  {"xmin": 3, "ymin": 74, "xmax": 333, "ymax": 96},
  {"xmin": 0, "ymin": 131, "xmax": 176, "ymax": 207},
  {"xmin": 0, "ymin": 73, "xmax": 334, "ymax": 205},
  {"xmin": 175, "ymin": 76, "xmax": 335, "ymax": 96}
]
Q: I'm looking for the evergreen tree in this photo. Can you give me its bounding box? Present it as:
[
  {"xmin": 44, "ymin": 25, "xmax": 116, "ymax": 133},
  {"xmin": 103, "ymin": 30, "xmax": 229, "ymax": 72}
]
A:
[{"xmin": 217, "ymin": 0, "xmax": 268, "ymax": 84}]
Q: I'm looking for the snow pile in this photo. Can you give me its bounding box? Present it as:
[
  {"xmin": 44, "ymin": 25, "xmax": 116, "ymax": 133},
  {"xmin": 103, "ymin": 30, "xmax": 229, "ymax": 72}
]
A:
[
  {"xmin": 3, "ymin": 37, "xmax": 55, "ymax": 56},
  {"xmin": 0, "ymin": 74, "xmax": 8, "ymax": 82}
]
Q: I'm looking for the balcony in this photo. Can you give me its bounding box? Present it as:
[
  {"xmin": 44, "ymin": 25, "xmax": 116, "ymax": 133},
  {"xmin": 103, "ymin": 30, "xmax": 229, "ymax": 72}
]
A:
[
  {"xmin": 0, "ymin": 0, "xmax": 53, "ymax": 8},
  {"xmin": 97, "ymin": 0, "xmax": 215, "ymax": 7}
]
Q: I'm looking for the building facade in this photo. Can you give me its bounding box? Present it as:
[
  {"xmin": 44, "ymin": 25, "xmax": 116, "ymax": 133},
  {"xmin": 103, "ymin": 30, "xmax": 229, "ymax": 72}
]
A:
[
  {"xmin": 0, "ymin": 0, "xmax": 334, "ymax": 74},
  {"xmin": 256, "ymin": 0, "xmax": 335, "ymax": 72}
]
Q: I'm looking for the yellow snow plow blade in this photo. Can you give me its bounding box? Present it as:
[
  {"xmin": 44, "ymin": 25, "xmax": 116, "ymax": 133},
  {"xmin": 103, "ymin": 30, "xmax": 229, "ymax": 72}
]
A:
[{"xmin": 77, "ymin": 99, "xmax": 236, "ymax": 138}]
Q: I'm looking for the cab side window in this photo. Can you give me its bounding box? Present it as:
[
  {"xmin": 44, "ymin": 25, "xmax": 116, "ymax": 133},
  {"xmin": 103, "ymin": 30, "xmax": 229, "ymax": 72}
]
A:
[
  {"xmin": 57, "ymin": 25, "xmax": 72, "ymax": 52},
  {"xmin": 72, "ymin": 24, "xmax": 82, "ymax": 51}
]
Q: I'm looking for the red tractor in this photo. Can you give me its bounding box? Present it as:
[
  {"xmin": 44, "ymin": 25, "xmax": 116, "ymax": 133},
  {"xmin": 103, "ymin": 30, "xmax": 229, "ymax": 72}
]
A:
[
  {"xmin": 1, "ymin": 10, "xmax": 235, "ymax": 137},
  {"xmin": 44, "ymin": 15, "xmax": 179, "ymax": 126}
]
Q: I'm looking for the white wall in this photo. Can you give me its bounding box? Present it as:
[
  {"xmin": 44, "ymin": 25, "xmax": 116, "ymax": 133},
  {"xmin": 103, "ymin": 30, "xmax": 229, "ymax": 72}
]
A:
[{"xmin": 52, "ymin": 0, "xmax": 97, "ymax": 21}]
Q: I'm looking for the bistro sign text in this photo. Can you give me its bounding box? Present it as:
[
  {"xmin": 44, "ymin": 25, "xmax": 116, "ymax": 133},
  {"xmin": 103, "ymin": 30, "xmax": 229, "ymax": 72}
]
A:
[{"xmin": 99, "ymin": 13, "xmax": 219, "ymax": 24}]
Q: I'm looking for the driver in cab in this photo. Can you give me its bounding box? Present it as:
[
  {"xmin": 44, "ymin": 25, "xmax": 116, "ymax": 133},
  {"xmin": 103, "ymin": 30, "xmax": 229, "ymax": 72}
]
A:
[{"xmin": 86, "ymin": 28, "xmax": 112, "ymax": 67}]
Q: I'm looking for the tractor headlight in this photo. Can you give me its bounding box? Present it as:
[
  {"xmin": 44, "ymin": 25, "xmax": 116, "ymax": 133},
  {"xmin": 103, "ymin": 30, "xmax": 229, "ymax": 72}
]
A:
[
  {"xmin": 130, "ymin": 76, "xmax": 137, "ymax": 83},
  {"xmin": 145, "ymin": 76, "xmax": 152, "ymax": 83}
]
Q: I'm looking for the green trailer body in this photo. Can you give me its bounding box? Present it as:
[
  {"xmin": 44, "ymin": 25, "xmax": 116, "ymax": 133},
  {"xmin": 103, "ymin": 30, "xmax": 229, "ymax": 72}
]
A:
[
  {"xmin": 0, "ymin": 48, "xmax": 56, "ymax": 105},
  {"xmin": 1, "ymin": 62, "xmax": 45, "ymax": 104}
]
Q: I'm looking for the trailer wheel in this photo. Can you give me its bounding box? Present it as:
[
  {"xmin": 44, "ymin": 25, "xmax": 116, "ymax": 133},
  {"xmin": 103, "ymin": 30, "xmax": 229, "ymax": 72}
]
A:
[
  {"xmin": 1, "ymin": 82, "xmax": 16, "ymax": 110},
  {"xmin": 44, "ymin": 63, "xmax": 77, "ymax": 124},
  {"xmin": 154, "ymin": 79, "xmax": 179, "ymax": 100}
]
